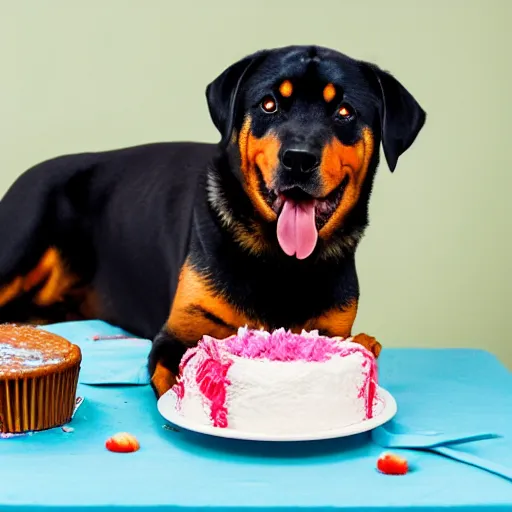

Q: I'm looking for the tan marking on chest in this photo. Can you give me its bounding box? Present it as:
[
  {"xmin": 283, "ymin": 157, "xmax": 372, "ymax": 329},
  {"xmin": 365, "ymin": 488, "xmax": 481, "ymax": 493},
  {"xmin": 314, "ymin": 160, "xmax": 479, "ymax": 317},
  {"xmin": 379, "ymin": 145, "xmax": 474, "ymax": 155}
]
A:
[
  {"xmin": 303, "ymin": 300, "xmax": 358, "ymax": 338},
  {"xmin": 167, "ymin": 262, "xmax": 255, "ymax": 345},
  {"xmin": 167, "ymin": 261, "xmax": 362, "ymax": 348}
]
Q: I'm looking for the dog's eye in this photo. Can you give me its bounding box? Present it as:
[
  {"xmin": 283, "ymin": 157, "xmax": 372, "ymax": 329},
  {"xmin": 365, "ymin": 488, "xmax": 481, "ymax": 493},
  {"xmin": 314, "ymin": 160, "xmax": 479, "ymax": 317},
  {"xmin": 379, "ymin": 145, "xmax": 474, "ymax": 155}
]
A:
[
  {"xmin": 261, "ymin": 96, "xmax": 278, "ymax": 114},
  {"xmin": 336, "ymin": 103, "xmax": 355, "ymax": 121}
]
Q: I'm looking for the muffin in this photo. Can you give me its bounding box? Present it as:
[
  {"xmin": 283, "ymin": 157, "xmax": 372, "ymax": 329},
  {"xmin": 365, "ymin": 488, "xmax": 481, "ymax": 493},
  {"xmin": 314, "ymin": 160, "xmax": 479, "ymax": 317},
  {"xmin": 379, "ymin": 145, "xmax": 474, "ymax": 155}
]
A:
[{"xmin": 0, "ymin": 324, "xmax": 81, "ymax": 433}]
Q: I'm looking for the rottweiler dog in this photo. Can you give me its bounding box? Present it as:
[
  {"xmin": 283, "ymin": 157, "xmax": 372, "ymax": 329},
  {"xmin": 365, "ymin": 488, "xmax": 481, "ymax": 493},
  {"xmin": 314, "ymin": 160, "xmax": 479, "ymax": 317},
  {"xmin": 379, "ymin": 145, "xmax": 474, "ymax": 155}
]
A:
[{"xmin": 0, "ymin": 45, "xmax": 425, "ymax": 397}]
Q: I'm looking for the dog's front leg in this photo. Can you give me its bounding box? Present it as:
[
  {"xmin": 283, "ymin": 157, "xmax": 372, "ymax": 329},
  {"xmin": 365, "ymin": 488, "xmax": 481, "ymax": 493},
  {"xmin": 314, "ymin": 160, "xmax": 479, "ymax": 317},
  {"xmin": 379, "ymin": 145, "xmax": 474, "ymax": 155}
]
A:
[
  {"xmin": 305, "ymin": 301, "xmax": 382, "ymax": 358},
  {"xmin": 148, "ymin": 328, "xmax": 188, "ymax": 398}
]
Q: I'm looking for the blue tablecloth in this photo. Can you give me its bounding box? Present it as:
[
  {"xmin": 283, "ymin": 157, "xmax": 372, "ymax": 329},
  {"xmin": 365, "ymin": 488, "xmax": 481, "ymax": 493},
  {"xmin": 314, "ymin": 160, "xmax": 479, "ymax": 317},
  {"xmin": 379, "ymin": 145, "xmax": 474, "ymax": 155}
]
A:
[{"xmin": 0, "ymin": 320, "xmax": 511, "ymax": 511}]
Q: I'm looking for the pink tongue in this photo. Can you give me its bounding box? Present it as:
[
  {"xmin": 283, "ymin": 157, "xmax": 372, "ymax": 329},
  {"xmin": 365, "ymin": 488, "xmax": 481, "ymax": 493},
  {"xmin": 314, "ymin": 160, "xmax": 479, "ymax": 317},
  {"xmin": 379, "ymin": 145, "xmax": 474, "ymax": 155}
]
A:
[{"xmin": 276, "ymin": 199, "xmax": 318, "ymax": 260}]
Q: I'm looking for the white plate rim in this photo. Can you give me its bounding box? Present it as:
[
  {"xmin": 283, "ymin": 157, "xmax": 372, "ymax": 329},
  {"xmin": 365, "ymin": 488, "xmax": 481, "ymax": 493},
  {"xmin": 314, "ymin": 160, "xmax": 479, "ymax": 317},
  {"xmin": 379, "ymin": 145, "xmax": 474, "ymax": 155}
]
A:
[{"xmin": 157, "ymin": 386, "xmax": 397, "ymax": 442}]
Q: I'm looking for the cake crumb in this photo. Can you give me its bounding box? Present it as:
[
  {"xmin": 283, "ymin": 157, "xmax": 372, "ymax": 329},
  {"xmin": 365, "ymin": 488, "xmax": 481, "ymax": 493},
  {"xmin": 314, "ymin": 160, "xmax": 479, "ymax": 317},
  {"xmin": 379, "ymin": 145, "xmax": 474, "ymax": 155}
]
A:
[{"xmin": 162, "ymin": 424, "xmax": 180, "ymax": 432}]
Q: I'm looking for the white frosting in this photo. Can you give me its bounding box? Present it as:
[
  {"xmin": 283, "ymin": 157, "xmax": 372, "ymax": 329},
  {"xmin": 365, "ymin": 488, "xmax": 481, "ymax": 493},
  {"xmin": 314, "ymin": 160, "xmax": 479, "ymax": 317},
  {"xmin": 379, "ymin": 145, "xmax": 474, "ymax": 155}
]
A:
[
  {"xmin": 174, "ymin": 331, "xmax": 380, "ymax": 435},
  {"xmin": 0, "ymin": 342, "xmax": 61, "ymax": 367}
]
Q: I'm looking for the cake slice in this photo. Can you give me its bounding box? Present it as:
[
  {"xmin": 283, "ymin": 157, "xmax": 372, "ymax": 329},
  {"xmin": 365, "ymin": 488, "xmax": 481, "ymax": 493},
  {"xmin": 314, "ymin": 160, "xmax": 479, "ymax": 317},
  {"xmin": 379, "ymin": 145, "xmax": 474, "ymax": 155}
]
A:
[{"xmin": 172, "ymin": 327, "xmax": 381, "ymax": 434}]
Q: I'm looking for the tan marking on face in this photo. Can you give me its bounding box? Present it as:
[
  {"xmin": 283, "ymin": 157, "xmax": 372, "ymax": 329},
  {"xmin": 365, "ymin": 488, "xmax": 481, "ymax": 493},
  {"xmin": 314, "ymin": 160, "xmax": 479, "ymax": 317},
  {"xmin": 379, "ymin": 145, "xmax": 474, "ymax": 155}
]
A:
[
  {"xmin": 279, "ymin": 79, "xmax": 293, "ymax": 98},
  {"xmin": 238, "ymin": 116, "xmax": 279, "ymax": 223},
  {"xmin": 323, "ymin": 83, "xmax": 336, "ymax": 103},
  {"xmin": 318, "ymin": 127, "xmax": 374, "ymax": 239}
]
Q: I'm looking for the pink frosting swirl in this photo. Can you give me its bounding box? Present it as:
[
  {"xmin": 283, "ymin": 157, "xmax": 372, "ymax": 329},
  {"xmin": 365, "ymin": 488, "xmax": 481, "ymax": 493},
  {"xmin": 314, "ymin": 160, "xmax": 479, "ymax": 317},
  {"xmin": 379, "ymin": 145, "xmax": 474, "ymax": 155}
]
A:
[{"xmin": 224, "ymin": 327, "xmax": 369, "ymax": 362}]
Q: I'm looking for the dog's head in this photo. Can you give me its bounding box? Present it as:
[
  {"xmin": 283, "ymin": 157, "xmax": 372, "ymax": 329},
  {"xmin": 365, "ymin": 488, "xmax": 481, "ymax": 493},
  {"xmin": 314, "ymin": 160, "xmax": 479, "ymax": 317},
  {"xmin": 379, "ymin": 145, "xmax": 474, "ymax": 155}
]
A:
[{"xmin": 206, "ymin": 45, "xmax": 426, "ymax": 260}]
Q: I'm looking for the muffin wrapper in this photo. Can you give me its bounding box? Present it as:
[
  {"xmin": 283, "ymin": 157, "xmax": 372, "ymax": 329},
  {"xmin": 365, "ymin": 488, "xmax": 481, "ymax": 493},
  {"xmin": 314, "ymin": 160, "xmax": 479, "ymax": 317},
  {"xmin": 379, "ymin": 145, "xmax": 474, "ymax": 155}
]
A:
[{"xmin": 0, "ymin": 365, "xmax": 80, "ymax": 433}]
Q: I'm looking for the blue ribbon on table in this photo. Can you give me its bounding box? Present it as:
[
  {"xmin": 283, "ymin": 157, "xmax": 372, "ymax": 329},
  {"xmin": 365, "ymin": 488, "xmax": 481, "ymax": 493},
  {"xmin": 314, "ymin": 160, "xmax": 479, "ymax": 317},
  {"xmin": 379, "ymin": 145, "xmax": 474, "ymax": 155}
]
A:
[{"xmin": 372, "ymin": 421, "xmax": 512, "ymax": 482}]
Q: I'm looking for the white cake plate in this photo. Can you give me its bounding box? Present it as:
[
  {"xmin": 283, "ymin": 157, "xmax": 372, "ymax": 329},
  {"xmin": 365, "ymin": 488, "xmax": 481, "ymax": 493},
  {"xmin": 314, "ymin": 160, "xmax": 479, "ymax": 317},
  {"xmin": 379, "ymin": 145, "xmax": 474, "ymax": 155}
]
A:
[{"xmin": 157, "ymin": 386, "xmax": 397, "ymax": 442}]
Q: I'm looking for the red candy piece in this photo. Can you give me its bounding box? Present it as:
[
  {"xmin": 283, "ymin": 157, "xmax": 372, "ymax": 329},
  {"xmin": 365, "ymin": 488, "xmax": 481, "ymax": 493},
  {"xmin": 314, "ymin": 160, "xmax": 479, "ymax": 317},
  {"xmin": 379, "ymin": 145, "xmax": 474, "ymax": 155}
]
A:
[
  {"xmin": 105, "ymin": 432, "xmax": 140, "ymax": 453},
  {"xmin": 376, "ymin": 452, "xmax": 408, "ymax": 475}
]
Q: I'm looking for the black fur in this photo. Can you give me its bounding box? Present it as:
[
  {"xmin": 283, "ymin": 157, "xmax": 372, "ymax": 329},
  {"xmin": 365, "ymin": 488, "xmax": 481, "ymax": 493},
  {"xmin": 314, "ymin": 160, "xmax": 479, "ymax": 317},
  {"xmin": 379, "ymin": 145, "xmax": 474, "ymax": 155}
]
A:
[{"xmin": 0, "ymin": 45, "xmax": 426, "ymax": 396}]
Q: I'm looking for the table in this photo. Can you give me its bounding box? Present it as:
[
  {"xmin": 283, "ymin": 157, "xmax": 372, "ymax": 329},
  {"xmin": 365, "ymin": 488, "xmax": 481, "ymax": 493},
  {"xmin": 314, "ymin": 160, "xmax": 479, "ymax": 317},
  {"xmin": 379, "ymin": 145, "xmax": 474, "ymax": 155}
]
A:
[{"xmin": 0, "ymin": 320, "xmax": 511, "ymax": 511}]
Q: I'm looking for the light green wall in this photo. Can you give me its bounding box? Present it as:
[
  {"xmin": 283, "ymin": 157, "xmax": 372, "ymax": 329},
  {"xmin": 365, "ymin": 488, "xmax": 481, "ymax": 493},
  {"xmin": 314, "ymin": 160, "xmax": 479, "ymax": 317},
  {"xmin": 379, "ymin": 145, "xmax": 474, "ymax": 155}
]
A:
[{"xmin": 1, "ymin": 1, "xmax": 510, "ymax": 367}]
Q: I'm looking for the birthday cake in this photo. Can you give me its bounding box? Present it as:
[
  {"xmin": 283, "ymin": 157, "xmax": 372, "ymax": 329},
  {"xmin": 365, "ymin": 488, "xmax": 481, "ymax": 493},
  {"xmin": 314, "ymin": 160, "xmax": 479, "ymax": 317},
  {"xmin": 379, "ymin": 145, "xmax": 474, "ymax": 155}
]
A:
[
  {"xmin": 172, "ymin": 327, "xmax": 381, "ymax": 434},
  {"xmin": 0, "ymin": 324, "xmax": 81, "ymax": 433}
]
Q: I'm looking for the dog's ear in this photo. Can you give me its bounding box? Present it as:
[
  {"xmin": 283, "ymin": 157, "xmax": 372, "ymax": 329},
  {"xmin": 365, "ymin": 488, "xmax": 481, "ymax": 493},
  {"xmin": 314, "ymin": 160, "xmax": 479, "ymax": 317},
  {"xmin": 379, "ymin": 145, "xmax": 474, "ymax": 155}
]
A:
[
  {"xmin": 206, "ymin": 50, "xmax": 268, "ymax": 146},
  {"xmin": 365, "ymin": 63, "xmax": 426, "ymax": 172}
]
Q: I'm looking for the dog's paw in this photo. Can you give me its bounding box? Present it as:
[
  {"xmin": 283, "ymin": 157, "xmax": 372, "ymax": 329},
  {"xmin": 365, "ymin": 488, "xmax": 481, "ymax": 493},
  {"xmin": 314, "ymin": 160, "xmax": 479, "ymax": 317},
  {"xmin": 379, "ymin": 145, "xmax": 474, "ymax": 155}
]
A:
[
  {"xmin": 351, "ymin": 333, "xmax": 382, "ymax": 358},
  {"xmin": 150, "ymin": 361, "xmax": 177, "ymax": 398}
]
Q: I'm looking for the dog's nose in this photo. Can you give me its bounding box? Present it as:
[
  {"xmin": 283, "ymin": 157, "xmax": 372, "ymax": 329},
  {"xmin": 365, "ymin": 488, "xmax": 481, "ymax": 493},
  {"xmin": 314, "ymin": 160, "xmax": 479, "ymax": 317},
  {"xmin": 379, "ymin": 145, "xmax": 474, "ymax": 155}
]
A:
[{"xmin": 280, "ymin": 148, "xmax": 319, "ymax": 173}]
